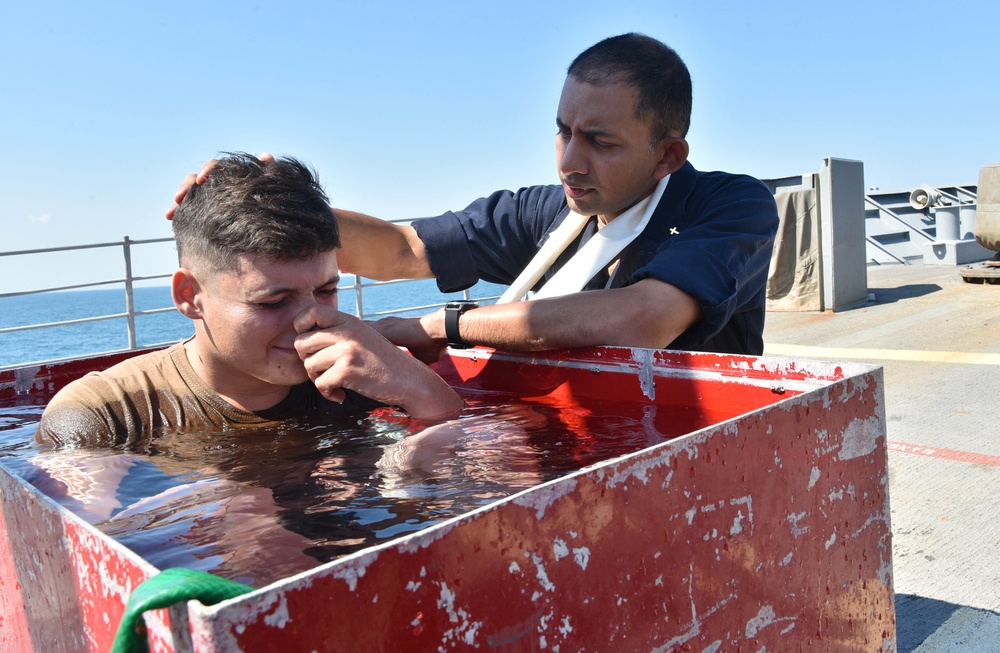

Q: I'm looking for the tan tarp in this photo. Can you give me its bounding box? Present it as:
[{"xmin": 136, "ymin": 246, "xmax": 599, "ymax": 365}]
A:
[
  {"xmin": 975, "ymin": 162, "xmax": 1000, "ymax": 253},
  {"xmin": 766, "ymin": 188, "xmax": 822, "ymax": 312}
]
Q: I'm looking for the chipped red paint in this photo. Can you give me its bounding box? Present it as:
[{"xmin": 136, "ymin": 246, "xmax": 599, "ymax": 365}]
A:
[
  {"xmin": 0, "ymin": 464, "xmax": 181, "ymax": 652},
  {"xmin": 1, "ymin": 346, "xmax": 896, "ymax": 651},
  {"xmin": 0, "ymin": 349, "xmax": 158, "ymax": 402}
]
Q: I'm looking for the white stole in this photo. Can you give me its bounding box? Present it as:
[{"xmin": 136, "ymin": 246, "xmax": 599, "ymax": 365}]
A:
[{"xmin": 497, "ymin": 174, "xmax": 670, "ymax": 304}]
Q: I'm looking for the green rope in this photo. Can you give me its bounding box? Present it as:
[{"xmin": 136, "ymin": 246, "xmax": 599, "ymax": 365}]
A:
[{"xmin": 111, "ymin": 567, "xmax": 254, "ymax": 653}]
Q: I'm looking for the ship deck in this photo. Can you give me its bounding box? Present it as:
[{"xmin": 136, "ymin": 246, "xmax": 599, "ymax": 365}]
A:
[{"xmin": 764, "ymin": 263, "xmax": 1000, "ymax": 652}]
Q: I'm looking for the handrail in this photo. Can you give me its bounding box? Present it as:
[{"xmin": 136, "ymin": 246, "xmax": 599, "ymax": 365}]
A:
[
  {"xmin": 0, "ymin": 235, "xmax": 497, "ymax": 369},
  {"xmin": 865, "ymin": 236, "xmax": 910, "ymax": 265},
  {"xmin": 863, "ymin": 196, "xmax": 936, "ymax": 243}
]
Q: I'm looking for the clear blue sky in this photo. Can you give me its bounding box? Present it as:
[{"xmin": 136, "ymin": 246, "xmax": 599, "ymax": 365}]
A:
[{"xmin": 3, "ymin": 0, "xmax": 998, "ymax": 291}]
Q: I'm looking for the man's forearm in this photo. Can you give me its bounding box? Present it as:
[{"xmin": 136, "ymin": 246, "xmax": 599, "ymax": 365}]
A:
[
  {"xmin": 333, "ymin": 209, "xmax": 434, "ymax": 281},
  {"xmin": 431, "ymin": 279, "xmax": 701, "ymax": 351}
]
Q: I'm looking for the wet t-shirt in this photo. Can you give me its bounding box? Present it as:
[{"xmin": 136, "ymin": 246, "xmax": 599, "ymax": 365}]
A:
[{"xmin": 36, "ymin": 342, "xmax": 372, "ymax": 448}]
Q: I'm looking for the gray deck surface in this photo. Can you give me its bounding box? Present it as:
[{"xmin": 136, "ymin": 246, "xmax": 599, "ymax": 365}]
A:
[{"xmin": 763, "ymin": 264, "xmax": 1000, "ymax": 652}]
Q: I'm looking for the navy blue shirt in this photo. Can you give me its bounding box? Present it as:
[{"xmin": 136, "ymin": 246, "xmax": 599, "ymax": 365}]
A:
[{"xmin": 412, "ymin": 161, "xmax": 778, "ymax": 355}]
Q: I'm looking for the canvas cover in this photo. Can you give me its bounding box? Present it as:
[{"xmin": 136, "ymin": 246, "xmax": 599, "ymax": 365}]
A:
[
  {"xmin": 766, "ymin": 188, "xmax": 822, "ymax": 311},
  {"xmin": 975, "ymin": 162, "xmax": 1000, "ymax": 253}
]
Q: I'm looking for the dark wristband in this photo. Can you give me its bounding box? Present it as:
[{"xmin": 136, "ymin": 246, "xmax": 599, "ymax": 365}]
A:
[{"xmin": 444, "ymin": 300, "xmax": 478, "ymax": 348}]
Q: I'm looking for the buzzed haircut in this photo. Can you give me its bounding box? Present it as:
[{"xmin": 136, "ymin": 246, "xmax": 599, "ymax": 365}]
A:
[
  {"xmin": 568, "ymin": 33, "xmax": 693, "ymax": 144},
  {"xmin": 172, "ymin": 152, "xmax": 339, "ymax": 271}
]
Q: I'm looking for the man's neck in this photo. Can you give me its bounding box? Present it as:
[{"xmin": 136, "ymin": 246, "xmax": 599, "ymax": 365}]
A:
[
  {"xmin": 183, "ymin": 338, "xmax": 292, "ymax": 412},
  {"xmin": 596, "ymin": 181, "xmax": 663, "ymax": 227}
]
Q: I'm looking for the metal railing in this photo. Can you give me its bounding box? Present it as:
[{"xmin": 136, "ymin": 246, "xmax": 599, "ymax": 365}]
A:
[
  {"xmin": 0, "ymin": 237, "xmax": 176, "ymax": 351},
  {"xmin": 1, "ymin": 236, "xmax": 500, "ymax": 368}
]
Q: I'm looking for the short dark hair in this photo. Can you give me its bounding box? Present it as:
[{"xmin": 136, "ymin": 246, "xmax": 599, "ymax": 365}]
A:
[
  {"xmin": 172, "ymin": 152, "xmax": 339, "ymax": 271},
  {"xmin": 568, "ymin": 33, "xmax": 693, "ymax": 143}
]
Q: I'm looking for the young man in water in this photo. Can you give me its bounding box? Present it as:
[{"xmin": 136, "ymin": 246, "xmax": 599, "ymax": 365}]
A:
[
  {"xmin": 172, "ymin": 33, "xmax": 778, "ymax": 360},
  {"xmin": 38, "ymin": 153, "xmax": 464, "ymax": 447}
]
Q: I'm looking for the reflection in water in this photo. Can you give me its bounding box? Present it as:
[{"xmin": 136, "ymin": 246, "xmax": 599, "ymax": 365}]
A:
[{"xmin": 1, "ymin": 392, "xmax": 721, "ymax": 587}]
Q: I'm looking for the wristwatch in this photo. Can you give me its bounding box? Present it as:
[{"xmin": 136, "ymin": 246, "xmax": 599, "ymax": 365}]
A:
[{"xmin": 444, "ymin": 300, "xmax": 479, "ymax": 349}]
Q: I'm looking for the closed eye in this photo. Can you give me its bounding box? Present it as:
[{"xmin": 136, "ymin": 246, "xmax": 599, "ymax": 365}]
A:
[{"xmin": 257, "ymin": 298, "xmax": 289, "ymax": 310}]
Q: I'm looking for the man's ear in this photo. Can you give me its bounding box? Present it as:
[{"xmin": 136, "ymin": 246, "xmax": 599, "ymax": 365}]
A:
[
  {"xmin": 172, "ymin": 268, "xmax": 204, "ymax": 319},
  {"xmin": 653, "ymin": 137, "xmax": 690, "ymax": 180}
]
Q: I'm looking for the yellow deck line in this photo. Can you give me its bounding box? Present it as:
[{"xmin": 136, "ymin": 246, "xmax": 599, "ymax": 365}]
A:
[{"xmin": 764, "ymin": 343, "xmax": 1000, "ymax": 366}]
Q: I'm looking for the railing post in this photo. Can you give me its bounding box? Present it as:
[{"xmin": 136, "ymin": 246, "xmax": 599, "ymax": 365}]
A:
[
  {"xmin": 122, "ymin": 236, "xmax": 137, "ymax": 350},
  {"xmin": 354, "ymin": 275, "xmax": 365, "ymax": 320}
]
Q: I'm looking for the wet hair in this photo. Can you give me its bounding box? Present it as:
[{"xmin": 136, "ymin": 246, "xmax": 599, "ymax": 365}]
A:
[
  {"xmin": 172, "ymin": 152, "xmax": 339, "ymax": 271},
  {"xmin": 568, "ymin": 33, "xmax": 693, "ymax": 144}
]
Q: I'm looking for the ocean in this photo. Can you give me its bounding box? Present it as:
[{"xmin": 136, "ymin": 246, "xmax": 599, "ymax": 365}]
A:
[{"xmin": 0, "ymin": 277, "xmax": 505, "ymax": 368}]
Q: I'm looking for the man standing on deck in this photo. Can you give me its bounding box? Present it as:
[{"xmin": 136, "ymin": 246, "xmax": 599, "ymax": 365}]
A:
[
  {"xmin": 170, "ymin": 33, "xmax": 779, "ymax": 359},
  {"xmin": 40, "ymin": 153, "xmax": 463, "ymax": 446}
]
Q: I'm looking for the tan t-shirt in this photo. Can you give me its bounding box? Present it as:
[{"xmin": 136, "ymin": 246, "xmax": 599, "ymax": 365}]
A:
[{"xmin": 36, "ymin": 342, "xmax": 369, "ymax": 447}]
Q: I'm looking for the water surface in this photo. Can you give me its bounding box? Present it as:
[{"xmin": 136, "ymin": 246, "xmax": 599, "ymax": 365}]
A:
[{"xmin": 1, "ymin": 389, "xmax": 720, "ymax": 587}]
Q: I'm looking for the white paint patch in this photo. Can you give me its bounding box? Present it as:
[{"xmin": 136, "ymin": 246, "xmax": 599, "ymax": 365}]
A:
[
  {"xmin": 730, "ymin": 496, "xmax": 754, "ymax": 532},
  {"xmin": 513, "ymin": 478, "xmax": 578, "ymax": 519},
  {"xmin": 553, "ymin": 538, "xmax": 569, "ymax": 561},
  {"xmin": 406, "ymin": 580, "xmax": 421, "ymax": 592},
  {"xmin": 780, "ymin": 552, "xmax": 793, "ymax": 567},
  {"xmin": 533, "ymin": 554, "xmax": 556, "ymax": 591},
  {"xmin": 509, "ymin": 561, "xmax": 522, "ymax": 574},
  {"xmin": 439, "ymin": 583, "xmax": 457, "ymax": 614},
  {"xmin": 436, "ymin": 582, "xmax": 483, "ymax": 646},
  {"xmin": 808, "ymin": 466, "xmax": 821, "ymax": 489},
  {"xmin": 787, "ymin": 511, "xmax": 809, "ymax": 538},
  {"xmin": 701, "ymin": 642, "xmax": 723, "ymax": 653},
  {"xmin": 14, "ymin": 366, "xmax": 41, "ymax": 395},
  {"xmin": 573, "ymin": 547, "xmax": 590, "ymax": 571},
  {"xmin": 730, "ymin": 510, "xmax": 746, "ymax": 536},
  {"xmin": 632, "ymin": 348, "xmax": 657, "ymax": 400},
  {"xmin": 745, "ymin": 605, "xmax": 776, "ymax": 637},
  {"xmin": 205, "ymin": 587, "xmax": 308, "ymax": 650},
  {"xmin": 332, "ymin": 560, "xmax": 368, "ymax": 591},
  {"xmin": 838, "ymin": 416, "xmax": 882, "ymax": 460},
  {"xmin": 559, "ymin": 615, "xmax": 573, "ymax": 636},
  {"xmin": 263, "ymin": 595, "xmax": 291, "ymax": 629},
  {"xmin": 825, "ymin": 531, "xmax": 837, "ymax": 550},
  {"xmin": 604, "ymin": 454, "xmax": 670, "ymax": 488},
  {"xmin": 877, "ymin": 555, "xmax": 893, "ymax": 586}
]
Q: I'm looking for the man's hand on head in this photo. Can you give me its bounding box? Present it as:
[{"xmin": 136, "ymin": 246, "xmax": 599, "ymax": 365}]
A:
[{"xmin": 165, "ymin": 152, "xmax": 275, "ymax": 219}]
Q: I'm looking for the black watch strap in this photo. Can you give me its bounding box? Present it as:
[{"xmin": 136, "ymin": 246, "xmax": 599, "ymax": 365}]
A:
[{"xmin": 444, "ymin": 301, "xmax": 478, "ymax": 348}]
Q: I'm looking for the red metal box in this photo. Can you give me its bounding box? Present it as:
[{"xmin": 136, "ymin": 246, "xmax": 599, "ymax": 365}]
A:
[{"xmin": 1, "ymin": 346, "xmax": 894, "ymax": 652}]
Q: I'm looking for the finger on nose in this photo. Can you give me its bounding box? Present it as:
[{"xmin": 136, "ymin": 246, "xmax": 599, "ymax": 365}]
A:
[
  {"xmin": 294, "ymin": 304, "xmax": 350, "ymax": 334},
  {"xmin": 293, "ymin": 304, "xmax": 324, "ymax": 333}
]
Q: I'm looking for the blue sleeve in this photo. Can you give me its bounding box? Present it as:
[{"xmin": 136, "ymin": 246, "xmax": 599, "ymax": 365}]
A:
[
  {"xmin": 412, "ymin": 185, "xmax": 568, "ymax": 293},
  {"xmin": 634, "ymin": 172, "xmax": 779, "ymax": 348}
]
